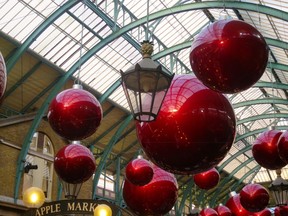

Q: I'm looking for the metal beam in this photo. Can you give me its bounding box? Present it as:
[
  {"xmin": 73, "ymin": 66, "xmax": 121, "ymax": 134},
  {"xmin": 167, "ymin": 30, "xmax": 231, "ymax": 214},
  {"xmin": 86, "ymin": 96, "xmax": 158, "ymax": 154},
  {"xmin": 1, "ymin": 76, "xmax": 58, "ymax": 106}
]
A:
[{"xmin": 92, "ymin": 114, "xmax": 133, "ymax": 199}]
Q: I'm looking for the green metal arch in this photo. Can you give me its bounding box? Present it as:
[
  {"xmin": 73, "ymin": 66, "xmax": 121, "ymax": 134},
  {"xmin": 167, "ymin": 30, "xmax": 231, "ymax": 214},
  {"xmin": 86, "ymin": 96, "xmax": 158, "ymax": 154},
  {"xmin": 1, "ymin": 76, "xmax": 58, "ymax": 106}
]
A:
[
  {"xmin": 233, "ymin": 98, "xmax": 288, "ymax": 108},
  {"xmin": 12, "ymin": 1, "xmax": 288, "ymax": 201},
  {"xmin": 153, "ymin": 37, "xmax": 288, "ymax": 62},
  {"xmin": 237, "ymin": 113, "xmax": 288, "ymax": 125}
]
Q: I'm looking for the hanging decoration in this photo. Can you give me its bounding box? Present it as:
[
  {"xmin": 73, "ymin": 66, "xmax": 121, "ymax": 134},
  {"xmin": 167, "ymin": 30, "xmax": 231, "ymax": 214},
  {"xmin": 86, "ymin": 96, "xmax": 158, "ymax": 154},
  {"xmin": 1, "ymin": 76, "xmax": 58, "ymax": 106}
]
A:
[
  {"xmin": 253, "ymin": 208, "xmax": 271, "ymax": 216},
  {"xmin": 0, "ymin": 52, "xmax": 7, "ymax": 104},
  {"xmin": 136, "ymin": 74, "xmax": 236, "ymax": 174},
  {"xmin": 193, "ymin": 167, "xmax": 220, "ymax": 190},
  {"xmin": 239, "ymin": 183, "xmax": 269, "ymax": 212},
  {"xmin": 189, "ymin": 19, "xmax": 268, "ymax": 94},
  {"xmin": 123, "ymin": 164, "xmax": 178, "ymax": 215},
  {"xmin": 274, "ymin": 206, "xmax": 288, "ymax": 216},
  {"xmin": 214, "ymin": 205, "xmax": 232, "ymax": 216},
  {"xmin": 252, "ymin": 130, "xmax": 286, "ymax": 170},
  {"xmin": 199, "ymin": 208, "xmax": 218, "ymax": 216},
  {"xmin": 277, "ymin": 130, "xmax": 288, "ymax": 164},
  {"xmin": 47, "ymin": 84, "xmax": 102, "ymax": 141},
  {"xmin": 125, "ymin": 156, "xmax": 153, "ymax": 186},
  {"xmin": 54, "ymin": 142, "xmax": 96, "ymax": 199},
  {"xmin": 226, "ymin": 194, "xmax": 252, "ymax": 216}
]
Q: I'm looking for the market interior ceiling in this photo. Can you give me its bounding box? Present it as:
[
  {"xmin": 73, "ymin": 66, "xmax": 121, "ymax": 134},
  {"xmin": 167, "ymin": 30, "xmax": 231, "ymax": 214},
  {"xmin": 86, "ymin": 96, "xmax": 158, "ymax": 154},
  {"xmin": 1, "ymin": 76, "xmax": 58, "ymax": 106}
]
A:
[{"xmin": 0, "ymin": 0, "xmax": 288, "ymax": 206}]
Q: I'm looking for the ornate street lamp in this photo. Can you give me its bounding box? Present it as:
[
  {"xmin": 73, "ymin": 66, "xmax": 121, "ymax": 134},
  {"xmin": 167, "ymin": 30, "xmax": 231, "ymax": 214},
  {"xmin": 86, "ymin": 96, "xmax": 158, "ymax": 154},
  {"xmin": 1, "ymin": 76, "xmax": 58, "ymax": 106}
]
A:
[
  {"xmin": 269, "ymin": 169, "xmax": 288, "ymax": 206},
  {"xmin": 23, "ymin": 187, "xmax": 45, "ymax": 208},
  {"xmin": 94, "ymin": 204, "xmax": 112, "ymax": 216},
  {"xmin": 121, "ymin": 41, "xmax": 174, "ymax": 122}
]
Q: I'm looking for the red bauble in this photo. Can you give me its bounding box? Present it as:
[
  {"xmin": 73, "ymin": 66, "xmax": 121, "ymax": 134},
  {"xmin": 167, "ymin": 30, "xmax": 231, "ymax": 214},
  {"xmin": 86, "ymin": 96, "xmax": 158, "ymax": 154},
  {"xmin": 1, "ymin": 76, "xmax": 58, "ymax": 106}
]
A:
[
  {"xmin": 123, "ymin": 165, "xmax": 178, "ymax": 215},
  {"xmin": 226, "ymin": 194, "xmax": 253, "ymax": 216},
  {"xmin": 252, "ymin": 130, "xmax": 286, "ymax": 170},
  {"xmin": 199, "ymin": 208, "xmax": 218, "ymax": 216},
  {"xmin": 190, "ymin": 19, "xmax": 268, "ymax": 94},
  {"xmin": 214, "ymin": 205, "xmax": 232, "ymax": 216},
  {"xmin": 125, "ymin": 157, "xmax": 154, "ymax": 186},
  {"xmin": 274, "ymin": 206, "xmax": 288, "ymax": 216},
  {"xmin": 239, "ymin": 183, "xmax": 269, "ymax": 212},
  {"xmin": 136, "ymin": 75, "xmax": 236, "ymax": 174},
  {"xmin": 277, "ymin": 130, "xmax": 288, "ymax": 164},
  {"xmin": 48, "ymin": 86, "xmax": 102, "ymax": 140},
  {"xmin": 253, "ymin": 208, "xmax": 271, "ymax": 216},
  {"xmin": 193, "ymin": 168, "xmax": 220, "ymax": 190},
  {"xmin": 54, "ymin": 143, "xmax": 96, "ymax": 184},
  {"xmin": 0, "ymin": 52, "xmax": 7, "ymax": 104}
]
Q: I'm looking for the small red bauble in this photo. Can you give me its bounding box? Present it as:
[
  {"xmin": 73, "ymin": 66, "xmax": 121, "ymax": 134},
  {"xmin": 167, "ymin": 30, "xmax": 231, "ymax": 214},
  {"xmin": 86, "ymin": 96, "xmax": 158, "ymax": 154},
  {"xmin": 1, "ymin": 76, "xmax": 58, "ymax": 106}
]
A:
[
  {"xmin": 125, "ymin": 157, "xmax": 153, "ymax": 186},
  {"xmin": 123, "ymin": 164, "xmax": 178, "ymax": 215},
  {"xmin": 274, "ymin": 206, "xmax": 288, "ymax": 216},
  {"xmin": 0, "ymin": 52, "xmax": 7, "ymax": 104},
  {"xmin": 226, "ymin": 194, "xmax": 252, "ymax": 216},
  {"xmin": 199, "ymin": 208, "xmax": 218, "ymax": 216},
  {"xmin": 136, "ymin": 75, "xmax": 236, "ymax": 174},
  {"xmin": 253, "ymin": 208, "xmax": 271, "ymax": 216},
  {"xmin": 239, "ymin": 183, "xmax": 269, "ymax": 212},
  {"xmin": 277, "ymin": 130, "xmax": 288, "ymax": 164},
  {"xmin": 48, "ymin": 85, "xmax": 102, "ymax": 140},
  {"xmin": 54, "ymin": 143, "xmax": 96, "ymax": 184},
  {"xmin": 190, "ymin": 19, "xmax": 268, "ymax": 94},
  {"xmin": 214, "ymin": 205, "xmax": 232, "ymax": 216},
  {"xmin": 193, "ymin": 167, "xmax": 220, "ymax": 190},
  {"xmin": 252, "ymin": 130, "xmax": 286, "ymax": 170}
]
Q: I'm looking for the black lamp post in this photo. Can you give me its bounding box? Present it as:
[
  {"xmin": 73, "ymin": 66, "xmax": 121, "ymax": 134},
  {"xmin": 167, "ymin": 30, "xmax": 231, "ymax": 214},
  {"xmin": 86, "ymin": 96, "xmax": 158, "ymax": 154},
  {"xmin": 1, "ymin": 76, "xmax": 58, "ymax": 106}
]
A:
[
  {"xmin": 269, "ymin": 169, "xmax": 288, "ymax": 206},
  {"xmin": 121, "ymin": 41, "xmax": 174, "ymax": 122}
]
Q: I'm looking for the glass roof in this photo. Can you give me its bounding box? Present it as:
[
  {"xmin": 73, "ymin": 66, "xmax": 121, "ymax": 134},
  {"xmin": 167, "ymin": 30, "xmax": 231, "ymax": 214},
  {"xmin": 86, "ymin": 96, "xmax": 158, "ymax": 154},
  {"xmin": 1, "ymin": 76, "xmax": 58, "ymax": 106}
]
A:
[{"xmin": 1, "ymin": 0, "xmax": 288, "ymax": 191}]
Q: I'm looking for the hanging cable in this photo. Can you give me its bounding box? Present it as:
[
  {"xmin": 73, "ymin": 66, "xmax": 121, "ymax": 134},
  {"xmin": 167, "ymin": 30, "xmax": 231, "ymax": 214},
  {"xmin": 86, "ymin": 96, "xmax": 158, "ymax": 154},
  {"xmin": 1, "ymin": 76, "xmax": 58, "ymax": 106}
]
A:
[{"xmin": 75, "ymin": 20, "xmax": 85, "ymax": 85}]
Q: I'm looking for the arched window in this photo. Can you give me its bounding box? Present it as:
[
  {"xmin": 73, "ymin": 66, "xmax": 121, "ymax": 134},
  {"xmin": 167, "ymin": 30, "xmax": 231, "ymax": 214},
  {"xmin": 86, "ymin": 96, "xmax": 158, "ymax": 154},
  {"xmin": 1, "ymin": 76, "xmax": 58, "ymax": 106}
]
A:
[{"xmin": 22, "ymin": 132, "xmax": 54, "ymax": 200}]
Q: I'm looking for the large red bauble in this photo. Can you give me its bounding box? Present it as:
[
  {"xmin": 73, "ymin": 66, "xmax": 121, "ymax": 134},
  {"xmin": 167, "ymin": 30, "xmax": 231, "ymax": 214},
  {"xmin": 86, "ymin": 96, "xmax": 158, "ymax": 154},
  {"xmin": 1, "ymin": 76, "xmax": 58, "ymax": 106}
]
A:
[
  {"xmin": 0, "ymin": 52, "xmax": 7, "ymax": 104},
  {"xmin": 239, "ymin": 183, "xmax": 269, "ymax": 212},
  {"xmin": 226, "ymin": 194, "xmax": 253, "ymax": 216},
  {"xmin": 136, "ymin": 75, "xmax": 236, "ymax": 174},
  {"xmin": 199, "ymin": 208, "xmax": 218, "ymax": 216},
  {"xmin": 252, "ymin": 130, "xmax": 286, "ymax": 170},
  {"xmin": 214, "ymin": 205, "xmax": 232, "ymax": 216},
  {"xmin": 47, "ymin": 86, "xmax": 102, "ymax": 140},
  {"xmin": 123, "ymin": 164, "xmax": 178, "ymax": 215},
  {"xmin": 190, "ymin": 19, "xmax": 268, "ymax": 94},
  {"xmin": 125, "ymin": 157, "xmax": 154, "ymax": 186},
  {"xmin": 54, "ymin": 143, "xmax": 96, "ymax": 184},
  {"xmin": 253, "ymin": 208, "xmax": 271, "ymax": 216},
  {"xmin": 277, "ymin": 130, "xmax": 288, "ymax": 164},
  {"xmin": 274, "ymin": 206, "xmax": 288, "ymax": 216},
  {"xmin": 193, "ymin": 167, "xmax": 220, "ymax": 190}
]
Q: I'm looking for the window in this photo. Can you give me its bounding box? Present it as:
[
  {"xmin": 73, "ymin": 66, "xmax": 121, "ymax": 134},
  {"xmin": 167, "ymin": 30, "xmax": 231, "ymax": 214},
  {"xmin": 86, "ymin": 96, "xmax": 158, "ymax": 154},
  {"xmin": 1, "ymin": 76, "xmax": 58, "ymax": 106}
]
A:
[{"xmin": 22, "ymin": 132, "xmax": 54, "ymax": 200}]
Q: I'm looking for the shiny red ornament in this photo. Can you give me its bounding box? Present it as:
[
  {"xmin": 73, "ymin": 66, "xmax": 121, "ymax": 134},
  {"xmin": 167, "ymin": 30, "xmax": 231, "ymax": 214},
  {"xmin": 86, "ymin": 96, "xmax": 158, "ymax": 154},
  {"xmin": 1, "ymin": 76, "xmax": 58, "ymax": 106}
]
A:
[
  {"xmin": 54, "ymin": 143, "xmax": 96, "ymax": 184},
  {"xmin": 136, "ymin": 75, "xmax": 236, "ymax": 174},
  {"xmin": 190, "ymin": 19, "xmax": 268, "ymax": 94},
  {"xmin": 252, "ymin": 130, "xmax": 286, "ymax": 170},
  {"xmin": 214, "ymin": 205, "xmax": 232, "ymax": 216},
  {"xmin": 226, "ymin": 194, "xmax": 253, "ymax": 216},
  {"xmin": 125, "ymin": 157, "xmax": 154, "ymax": 186},
  {"xmin": 239, "ymin": 183, "xmax": 269, "ymax": 212},
  {"xmin": 199, "ymin": 208, "xmax": 218, "ymax": 216},
  {"xmin": 253, "ymin": 208, "xmax": 271, "ymax": 216},
  {"xmin": 277, "ymin": 130, "xmax": 288, "ymax": 164},
  {"xmin": 123, "ymin": 164, "xmax": 178, "ymax": 215},
  {"xmin": 193, "ymin": 167, "xmax": 220, "ymax": 190},
  {"xmin": 0, "ymin": 52, "xmax": 7, "ymax": 104},
  {"xmin": 48, "ymin": 85, "xmax": 102, "ymax": 140},
  {"xmin": 274, "ymin": 206, "xmax": 288, "ymax": 216}
]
